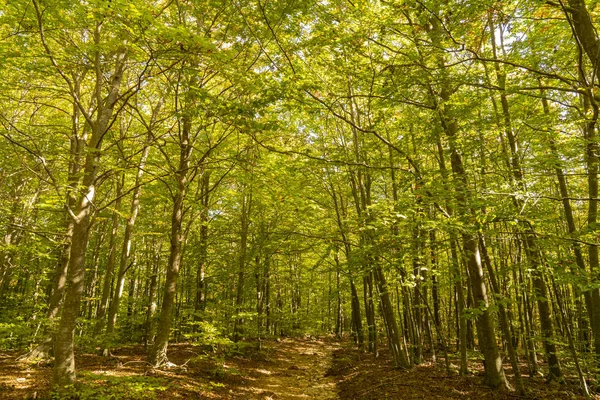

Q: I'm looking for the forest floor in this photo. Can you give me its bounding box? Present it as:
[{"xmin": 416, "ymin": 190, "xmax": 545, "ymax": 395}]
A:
[
  {"xmin": 0, "ymin": 337, "xmax": 596, "ymax": 399},
  {"xmin": 329, "ymin": 342, "xmax": 593, "ymax": 399}
]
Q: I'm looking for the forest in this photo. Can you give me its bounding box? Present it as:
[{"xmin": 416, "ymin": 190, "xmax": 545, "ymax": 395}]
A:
[{"xmin": 1, "ymin": 0, "xmax": 600, "ymax": 398}]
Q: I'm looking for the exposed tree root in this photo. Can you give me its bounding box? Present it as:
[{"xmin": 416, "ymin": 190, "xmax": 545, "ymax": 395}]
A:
[{"xmin": 17, "ymin": 337, "xmax": 52, "ymax": 363}]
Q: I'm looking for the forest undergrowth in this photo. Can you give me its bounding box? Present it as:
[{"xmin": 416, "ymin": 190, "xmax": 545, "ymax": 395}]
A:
[{"xmin": 0, "ymin": 336, "xmax": 596, "ymax": 399}]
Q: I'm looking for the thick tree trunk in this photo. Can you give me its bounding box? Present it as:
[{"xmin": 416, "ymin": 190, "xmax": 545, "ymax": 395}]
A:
[
  {"xmin": 23, "ymin": 90, "xmax": 86, "ymax": 362},
  {"xmin": 566, "ymin": 0, "xmax": 600, "ymax": 73},
  {"xmin": 52, "ymin": 185, "xmax": 96, "ymax": 388},
  {"xmin": 461, "ymin": 232, "xmax": 508, "ymax": 388},
  {"xmin": 50, "ymin": 31, "xmax": 126, "ymax": 388}
]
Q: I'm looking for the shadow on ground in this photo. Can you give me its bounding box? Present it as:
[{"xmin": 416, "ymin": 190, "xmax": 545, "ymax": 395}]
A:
[{"xmin": 327, "ymin": 342, "xmax": 592, "ymax": 400}]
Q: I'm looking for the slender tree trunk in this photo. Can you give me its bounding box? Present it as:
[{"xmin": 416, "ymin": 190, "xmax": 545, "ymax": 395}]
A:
[
  {"xmin": 86, "ymin": 226, "xmax": 105, "ymax": 319},
  {"xmin": 430, "ymin": 230, "xmax": 441, "ymax": 341},
  {"xmin": 334, "ymin": 254, "xmax": 342, "ymax": 338},
  {"xmin": 149, "ymin": 115, "xmax": 191, "ymax": 367},
  {"xmin": 412, "ymin": 226, "xmax": 423, "ymax": 364},
  {"xmin": 480, "ymin": 235, "xmax": 524, "ymax": 393},
  {"xmin": 450, "ymin": 237, "xmax": 468, "ymax": 375},
  {"xmin": 194, "ymin": 172, "xmax": 210, "ymax": 325},
  {"xmin": 349, "ymin": 277, "xmax": 364, "ymax": 351},
  {"xmin": 0, "ymin": 187, "xmax": 29, "ymax": 304},
  {"xmin": 144, "ymin": 242, "xmax": 160, "ymax": 349},
  {"xmin": 233, "ymin": 191, "xmax": 251, "ymax": 342},
  {"xmin": 105, "ymin": 136, "xmax": 150, "ymax": 342},
  {"xmin": 95, "ymin": 179, "xmax": 122, "ymax": 334},
  {"xmin": 488, "ymin": 17, "xmax": 562, "ymax": 379},
  {"xmin": 415, "ymin": 8, "xmax": 508, "ymax": 387},
  {"xmin": 540, "ymin": 81, "xmax": 593, "ymax": 351},
  {"xmin": 364, "ymin": 272, "xmax": 377, "ymax": 356},
  {"xmin": 373, "ymin": 264, "xmax": 410, "ymax": 368},
  {"xmin": 265, "ymin": 258, "xmax": 271, "ymax": 335},
  {"xmin": 440, "ymin": 88, "xmax": 507, "ymax": 387}
]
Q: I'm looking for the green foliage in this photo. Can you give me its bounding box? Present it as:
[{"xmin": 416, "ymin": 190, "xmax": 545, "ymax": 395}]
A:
[
  {"xmin": 1, "ymin": 0, "xmax": 600, "ymax": 393},
  {"xmin": 184, "ymin": 320, "xmax": 233, "ymax": 349},
  {"xmin": 55, "ymin": 372, "xmax": 171, "ymax": 400},
  {"xmin": 0, "ymin": 320, "xmax": 32, "ymax": 350}
]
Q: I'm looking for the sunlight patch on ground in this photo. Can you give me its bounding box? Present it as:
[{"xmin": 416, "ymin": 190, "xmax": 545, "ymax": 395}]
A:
[
  {"xmin": 89, "ymin": 368, "xmax": 140, "ymax": 377},
  {"xmin": 255, "ymin": 368, "xmax": 273, "ymax": 375}
]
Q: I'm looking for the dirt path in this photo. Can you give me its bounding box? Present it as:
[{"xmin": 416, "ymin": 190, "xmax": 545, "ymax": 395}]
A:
[{"xmin": 228, "ymin": 338, "xmax": 340, "ymax": 400}]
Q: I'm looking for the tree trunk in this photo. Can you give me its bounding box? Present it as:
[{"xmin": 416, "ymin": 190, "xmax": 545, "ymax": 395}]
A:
[
  {"xmin": 105, "ymin": 136, "xmax": 150, "ymax": 342},
  {"xmin": 149, "ymin": 115, "xmax": 191, "ymax": 367},
  {"xmin": 373, "ymin": 264, "xmax": 410, "ymax": 368},
  {"xmin": 50, "ymin": 28, "xmax": 126, "ymax": 388},
  {"xmin": 412, "ymin": 226, "xmax": 423, "ymax": 364},
  {"xmin": 144, "ymin": 242, "xmax": 160, "ymax": 349},
  {"xmin": 488, "ymin": 17, "xmax": 562, "ymax": 379},
  {"xmin": 349, "ymin": 277, "xmax": 364, "ymax": 351},
  {"xmin": 451, "ymin": 237, "xmax": 468, "ymax": 375},
  {"xmin": 480, "ymin": 235, "xmax": 524, "ymax": 393},
  {"xmin": 23, "ymin": 83, "xmax": 86, "ymax": 361},
  {"xmin": 95, "ymin": 178, "xmax": 122, "ymax": 335},
  {"xmin": 364, "ymin": 272, "xmax": 377, "ymax": 356},
  {"xmin": 194, "ymin": 171, "xmax": 210, "ymax": 326},
  {"xmin": 564, "ymin": 0, "xmax": 600, "ymax": 368},
  {"xmin": 233, "ymin": 191, "xmax": 251, "ymax": 342}
]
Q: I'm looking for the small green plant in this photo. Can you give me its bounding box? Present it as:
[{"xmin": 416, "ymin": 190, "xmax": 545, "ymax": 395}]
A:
[
  {"xmin": 186, "ymin": 320, "xmax": 233, "ymax": 353},
  {"xmin": 70, "ymin": 372, "xmax": 171, "ymax": 400}
]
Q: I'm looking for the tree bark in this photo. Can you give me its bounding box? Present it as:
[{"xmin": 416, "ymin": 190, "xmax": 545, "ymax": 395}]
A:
[
  {"xmin": 233, "ymin": 191, "xmax": 251, "ymax": 342},
  {"xmin": 105, "ymin": 134, "xmax": 151, "ymax": 342},
  {"xmin": 373, "ymin": 263, "xmax": 410, "ymax": 368},
  {"xmin": 149, "ymin": 115, "xmax": 191, "ymax": 367},
  {"xmin": 50, "ymin": 20, "xmax": 126, "ymax": 387},
  {"xmin": 95, "ymin": 178, "xmax": 122, "ymax": 335},
  {"xmin": 194, "ymin": 171, "xmax": 210, "ymax": 324}
]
